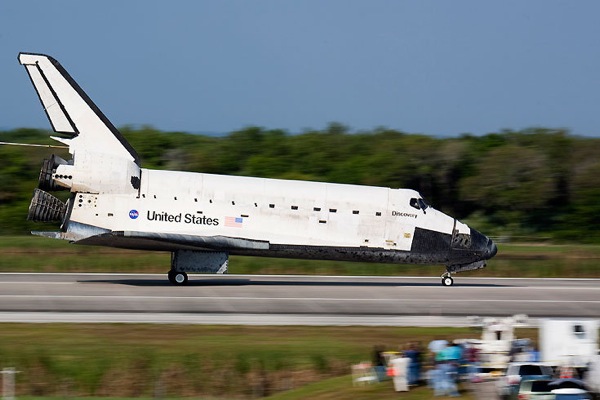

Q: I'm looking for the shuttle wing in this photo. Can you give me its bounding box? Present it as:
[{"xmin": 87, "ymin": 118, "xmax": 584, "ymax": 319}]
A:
[
  {"xmin": 18, "ymin": 53, "xmax": 140, "ymax": 165},
  {"xmin": 79, "ymin": 231, "xmax": 270, "ymax": 252},
  {"xmin": 33, "ymin": 228, "xmax": 270, "ymax": 252}
]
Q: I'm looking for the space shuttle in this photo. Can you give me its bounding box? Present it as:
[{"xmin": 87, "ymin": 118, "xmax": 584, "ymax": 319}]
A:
[{"xmin": 18, "ymin": 52, "xmax": 497, "ymax": 286}]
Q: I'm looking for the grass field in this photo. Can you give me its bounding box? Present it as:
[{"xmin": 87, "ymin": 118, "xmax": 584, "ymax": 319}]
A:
[
  {"xmin": 14, "ymin": 379, "xmax": 476, "ymax": 400},
  {"xmin": 1, "ymin": 235, "xmax": 600, "ymax": 277},
  {"xmin": 0, "ymin": 324, "xmax": 529, "ymax": 398},
  {"xmin": 264, "ymin": 375, "xmax": 476, "ymax": 400}
]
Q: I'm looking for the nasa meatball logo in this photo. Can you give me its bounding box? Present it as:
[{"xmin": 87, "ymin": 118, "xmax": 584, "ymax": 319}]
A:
[{"xmin": 129, "ymin": 209, "xmax": 139, "ymax": 219}]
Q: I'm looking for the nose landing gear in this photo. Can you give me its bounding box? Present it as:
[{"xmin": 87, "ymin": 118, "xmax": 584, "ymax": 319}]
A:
[
  {"xmin": 441, "ymin": 272, "xmax": 454, "ymax": 287},
  {"xmin": 442, "ymin": 260, "xmax": 488, "ymax": 286}
]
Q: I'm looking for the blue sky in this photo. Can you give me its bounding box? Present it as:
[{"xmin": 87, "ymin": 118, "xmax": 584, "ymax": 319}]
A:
[{"xmin": 2, "ymin": 1, "xmax": 600, "ymax": 137}]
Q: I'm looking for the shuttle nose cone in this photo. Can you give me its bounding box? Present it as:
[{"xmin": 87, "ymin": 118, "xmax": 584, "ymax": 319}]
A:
[{"xmin": 470, "ymin": 228, "xmax": 498, "ymax": 260}]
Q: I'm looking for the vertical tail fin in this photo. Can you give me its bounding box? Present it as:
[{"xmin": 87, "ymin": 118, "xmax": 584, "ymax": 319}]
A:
[
  {"xmin": 19, "ymin": 53, "xmax": 141, "ymax": 195},
  {"xmin": 18, "ymin": 53, "xmax": 140, "ymax": 165}
]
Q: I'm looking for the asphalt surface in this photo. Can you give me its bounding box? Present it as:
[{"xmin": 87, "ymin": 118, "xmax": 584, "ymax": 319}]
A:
[{"xmin": 0, "ymin": 273, "xmax": 598, "ymax": 325}]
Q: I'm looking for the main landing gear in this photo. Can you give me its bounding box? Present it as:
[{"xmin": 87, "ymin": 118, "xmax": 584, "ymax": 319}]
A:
[
  {"xmin": 441, "ymin": 272, "xmax": 454, "ymax": 287},
  {"xmin": 166, "ymin": 250, "xmax": 229, "ymax": 285},
  {"xmin": 168, "ymin": 270, "xmax": 188, "ymax": 285}
]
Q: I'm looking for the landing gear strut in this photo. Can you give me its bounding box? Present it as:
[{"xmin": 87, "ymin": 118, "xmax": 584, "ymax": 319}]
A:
[
  {"xmin": 168, "ymin": 270, "xmax": 188, "ymax": 285},
  {"xmin": 441, "ymin": 272, "xmax": 454, "ymax": 287}
]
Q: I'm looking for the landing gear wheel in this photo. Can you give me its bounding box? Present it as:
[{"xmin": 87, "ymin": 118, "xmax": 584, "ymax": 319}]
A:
[
  {"xmin": 168, "ymin": 270, "xmax": 188, "ymax": 285},
  {"xmin": 441, "ymin": 276, "xmax": 454, "ymax": 287}
]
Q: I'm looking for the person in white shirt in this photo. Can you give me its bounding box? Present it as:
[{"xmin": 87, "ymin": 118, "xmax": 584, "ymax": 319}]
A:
[{"xmin": 390, "ymin": 354, "xmax": 410, "ymax": 392}]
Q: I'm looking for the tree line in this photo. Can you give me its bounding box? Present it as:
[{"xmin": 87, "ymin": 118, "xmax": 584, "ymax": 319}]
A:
[{"xmin": 1, "ymin": 125, "xmax": 599, "ymax": 242}]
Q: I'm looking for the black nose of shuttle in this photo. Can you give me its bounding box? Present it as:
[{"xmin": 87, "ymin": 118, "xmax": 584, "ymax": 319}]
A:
[{"xmin": 470, "ymin": 228, "xmax": 497, "ymax": 260}]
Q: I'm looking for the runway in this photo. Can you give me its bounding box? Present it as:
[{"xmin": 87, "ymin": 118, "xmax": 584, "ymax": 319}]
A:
[{"xmin": 0, "ymin": 273, "xmax": 598, "ymax": 326}]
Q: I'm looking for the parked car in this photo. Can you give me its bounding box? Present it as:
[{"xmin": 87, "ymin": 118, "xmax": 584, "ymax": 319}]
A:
[
  {"xmin": 515, "ymin": 379, "xmax": 554, "ymax": 400},
  {"xmin": 497, "ymin": 363, "xmax": 554, "ymax": 400},
  {"xmin": 551, "ymin": 388, "xmax": 592, "ymax": 399}
]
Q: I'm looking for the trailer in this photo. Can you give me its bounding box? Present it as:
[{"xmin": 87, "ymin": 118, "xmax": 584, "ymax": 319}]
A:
[{"xmin": 540, "ymin": 319, "xmax": 598, "ymax": 368}]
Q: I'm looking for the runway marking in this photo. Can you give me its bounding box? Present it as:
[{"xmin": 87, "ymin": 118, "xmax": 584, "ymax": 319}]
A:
[
  {"xmin": 456, "ymin": 286, "xmax": 600, "ymax": 290},
  {"xmin": 0, "ymin": 295, "xmax": 598, "ymax": 304},
  {"xmin": 0, "ymin": 282, "xmax": 74, "ymax": 285},
  {"xmin": 0, "ymin": 281, "xmax": 598, "ymax": 292}
]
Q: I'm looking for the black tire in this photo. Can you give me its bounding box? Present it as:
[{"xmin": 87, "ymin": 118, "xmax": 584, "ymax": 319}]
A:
[
  {"xmin": 168, "ymin": 270, "xmax": 188, "ymax": 285},
  {"xmin": 442, "ymin": 276, "xmax": 454, "ymax": 287},
  {"xmin": 172, "ymin": 271, "xmax": 188, "ymax": 285}
]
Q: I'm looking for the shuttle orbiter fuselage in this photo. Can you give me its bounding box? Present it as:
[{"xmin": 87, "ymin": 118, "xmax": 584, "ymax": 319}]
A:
[{"xmin": 19, "ymin": 53, "xmax": 497, "ymax": 286}]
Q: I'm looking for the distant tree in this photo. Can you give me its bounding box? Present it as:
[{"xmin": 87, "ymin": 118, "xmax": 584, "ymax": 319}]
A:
[
  {"xmin": 215, "ymin": 126, "xmax": 266, "ymax": 174},
  {"xmin": 459, "ymin": 144, "xmax": 555, "ymax": 226},
  {"xmin": 429, "ymin": 139, "xmax": 470, "ymax": 216},
  {"xmin": 123, "ymin": 126, "xmax": 183, "ymax": 168},
  {"xmin": 559, "ymin": 140, "xmax": 600, "ymax": 242}
]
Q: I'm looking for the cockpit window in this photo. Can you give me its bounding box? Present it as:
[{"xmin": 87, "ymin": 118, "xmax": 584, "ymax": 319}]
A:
[{"xmin": 410, "ymin": 198, "xmax": 429, "ymax": 211}]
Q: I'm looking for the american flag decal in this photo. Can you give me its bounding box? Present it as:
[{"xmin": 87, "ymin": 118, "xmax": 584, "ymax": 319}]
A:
[{"xmin": 225, "ymin": 216, "xmax": 243, "ymax": 228}]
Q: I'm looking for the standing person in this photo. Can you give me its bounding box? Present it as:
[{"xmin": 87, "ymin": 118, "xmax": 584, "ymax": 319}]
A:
[
  {"xmin": 416, "ymin": 341, "xmax": 425, "ymax": 384},
  {"xmin": 464, "ymin": 343, "xmax": 481, "ymax": 382},
  {"xmin": 433, "ymin": 346, "xmax": 450, "ymax": 396},
  {"xmin": 439, "ymin": 344, "xmax": 461, "ymax": 397},
  {"xmin": 390, "ymin": 353, "xmax": 410, "ymax": 392},
  {"xmin": 447, "ymin": 341, "xmax": 463, "ymax": 378},
  {"xmin": 404, "ymin": 342, "xmax": 421, "ymax": 386},
  {"xmin": 428, "ymin": 338, "xmax": 448, "ymax": 395},
  {"xmin": 372, "ymin": 345, "xmax": 387, "ymax": 382}
]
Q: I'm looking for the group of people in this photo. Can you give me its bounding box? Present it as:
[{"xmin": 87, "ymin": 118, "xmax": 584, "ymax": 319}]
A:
[
  {"xmin": 427, "ymin": 338, "xmax": 476, "ymax": 397},
  {"xmin": 372, "ymin": 338, "xmax": 482, "ymax": 396},
  {"xmin": 372, "ymin": 342, "xmax": 423, "ymax": 392}
]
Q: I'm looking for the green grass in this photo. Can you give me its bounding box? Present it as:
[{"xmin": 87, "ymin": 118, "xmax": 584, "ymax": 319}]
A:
[
  {"xmin": 18, "ymin": 398, "xmax": 225, "ymax": 400},
  {"xmin": 18, "ymin": 397, "xmax": 236, "ymax": 400},
  {"xmin": 16, "ymin": 381, "xmax": 475, "ymax": 400},
  {"xmin": 1, "ymin": 236, "xmax": 600, "ymax": 277},
  {"xmin": 0, "ymin": 324, "xmax": 506, "ymax": 398},
  {"xmin": 264, "ymin": 374, "xmax": 475, "ymax": 400}
]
